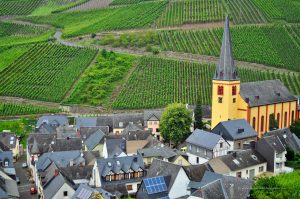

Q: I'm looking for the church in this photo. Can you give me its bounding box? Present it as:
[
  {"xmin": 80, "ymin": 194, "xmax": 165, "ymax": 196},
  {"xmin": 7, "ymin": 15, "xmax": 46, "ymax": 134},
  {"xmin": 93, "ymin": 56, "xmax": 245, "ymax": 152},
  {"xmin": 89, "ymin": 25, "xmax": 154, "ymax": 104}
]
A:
[{"xmin": 211, "ymin": 16, "xmax": 298, "ymax": 137}]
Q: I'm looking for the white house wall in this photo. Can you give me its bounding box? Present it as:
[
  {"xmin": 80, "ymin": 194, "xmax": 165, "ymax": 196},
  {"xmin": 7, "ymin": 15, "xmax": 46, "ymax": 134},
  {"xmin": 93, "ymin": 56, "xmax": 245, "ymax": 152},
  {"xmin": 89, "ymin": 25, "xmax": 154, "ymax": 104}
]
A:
[{"xmin": 169, "ymin": 168, "xmax": 190, "ymax": 199}]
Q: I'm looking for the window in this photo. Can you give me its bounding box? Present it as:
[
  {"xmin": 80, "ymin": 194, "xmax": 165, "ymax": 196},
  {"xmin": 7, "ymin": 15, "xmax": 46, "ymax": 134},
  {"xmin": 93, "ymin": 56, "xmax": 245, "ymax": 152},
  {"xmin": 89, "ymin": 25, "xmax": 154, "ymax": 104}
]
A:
[
  {"xmin": 261, "ymin": 116, "xmax": 265, "ymax": 132},
  {"xmin": 259, "ymin": 166, "xmax": 264, "ymax": 172},
  {"xmin": 237, "ymin": 142, "xmax": 241, "ymax": 149},
  {"xmin": 246, "ymin": 170, "xmax": 248, "ymax": 174},
  {"xmin": 149, "ymin": 121, "xmax": 152, "ymax": 125},
  {"xmin": 284, "ymin": 112, "xmax": 287, "ymax": 127},
  {"xmin": 125, "ymin": 174, "xmax": 129, "ymax": 179},
  {"xmin": 129, "ymin": 172, "xmax": 133, "ymax": 178},
  {"xmin": 119, "ymin": 173, "xmax": 124, "ymax": 180},
  {"xmin": 292, "ymin": 111, "xmax": 295, "ymax": 123},
  {"xmin": 232, "ymin": 86, "xmax": 237, "ymax": 95},
  {"xmin": 127, "ymin": 185, "xmax": 133, "ymax": 191},
  {"xmin": 154, "ymin": 121, "xmax": 157, "ymax": 125},
  {"xmin": 218, "ymin": 86, "xmax": 224, "ymax": 95},
  {"xmin": 111, "ymin": 175, "xmax": 115, "ymax": 181},
  {"xmin": 178, "ymin": 159, "xmax": 183, "ymax": 165},
  {"xmin": 218, "ymin": 97, "xmax": 223, "ymax": 103},
  {"xmin": 138, "ymin": 171, "xmax": 144, "ymax": 177},
  {"xmin": 233, "ymin": 98, "xmax": 236, "ymax": 103},
  {"xmin": 4, "ymin": 161, "xmax": 8, "ymax": 167},
  {"xmin": 252, "ymin": 117, "xmax": 256, "ymax": 129},
  {"xmin": 116, "ymin": 131, "xmax": 119, "ymax": 134},
  {"xmin": 220, "ymin": 142, "xmax": 223, "ymax": 148},
  {"xmin": 196, "ymin": 157, "xmax": 199, "ymax": 164},
  {"xmin": 236, "ymin": 172, "xmax": 242, "ymax": 178},
  {"xmin": 189, "ymin": 144, "xmax": 192, "ymax": 151},
  {"xmin": 63, "ymin": 191, "xmax": 68, "ymax": 196},
  {"xmin": 134, "ymin": 172, "xmax": 138, "ymax": 178},
  {"xmin": 204, "ymin": 150, "xmax": 207, "ymax": 156}
]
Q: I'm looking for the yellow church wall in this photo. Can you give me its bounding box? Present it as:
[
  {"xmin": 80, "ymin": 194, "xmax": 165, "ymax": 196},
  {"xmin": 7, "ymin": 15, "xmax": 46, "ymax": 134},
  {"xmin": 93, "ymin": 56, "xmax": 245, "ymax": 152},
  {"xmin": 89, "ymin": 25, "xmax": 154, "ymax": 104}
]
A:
[{"xmin": 211, "ymin": 80, "xmax": 240, "ymax": 128}]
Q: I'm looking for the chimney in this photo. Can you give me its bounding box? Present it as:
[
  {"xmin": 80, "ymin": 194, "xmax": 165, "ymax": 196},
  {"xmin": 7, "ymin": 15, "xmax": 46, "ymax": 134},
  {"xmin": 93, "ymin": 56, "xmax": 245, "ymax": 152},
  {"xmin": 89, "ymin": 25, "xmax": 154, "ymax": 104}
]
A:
[
  {"xmin": 237, "ymin": 128, "xmax": 244, "ymax": 134},
  {"xmin": 232, "ymin": 152, "xmax": 237, "ymax": 158},
  {"xmin": 54, "ymin": 169, "xmax": 59, "ymax": 176}
]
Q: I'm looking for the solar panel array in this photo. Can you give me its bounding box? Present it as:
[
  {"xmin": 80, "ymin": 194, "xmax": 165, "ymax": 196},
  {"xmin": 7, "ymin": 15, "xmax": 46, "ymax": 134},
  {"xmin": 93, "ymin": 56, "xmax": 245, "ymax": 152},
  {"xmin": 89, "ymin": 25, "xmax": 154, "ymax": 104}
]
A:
[{"xmin": 144, "ymin": 176, "xmax": 168, "ymax": 194}]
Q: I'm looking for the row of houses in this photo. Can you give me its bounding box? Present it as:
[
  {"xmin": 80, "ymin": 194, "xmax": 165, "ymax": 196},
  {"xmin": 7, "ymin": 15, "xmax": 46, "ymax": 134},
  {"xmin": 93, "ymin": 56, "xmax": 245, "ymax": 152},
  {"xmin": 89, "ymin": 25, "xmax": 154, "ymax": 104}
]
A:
[{"xmin": 23, "ymin": 113, "xmax": 300, "ymax": 199}]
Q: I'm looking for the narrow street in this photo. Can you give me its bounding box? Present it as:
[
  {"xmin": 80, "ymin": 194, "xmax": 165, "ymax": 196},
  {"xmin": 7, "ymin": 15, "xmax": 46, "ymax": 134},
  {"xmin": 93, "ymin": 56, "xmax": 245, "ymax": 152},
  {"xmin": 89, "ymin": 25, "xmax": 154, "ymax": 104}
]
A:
[{"xmin": 15, "ymin": 153, "xmax": 37, "ymax": 199}]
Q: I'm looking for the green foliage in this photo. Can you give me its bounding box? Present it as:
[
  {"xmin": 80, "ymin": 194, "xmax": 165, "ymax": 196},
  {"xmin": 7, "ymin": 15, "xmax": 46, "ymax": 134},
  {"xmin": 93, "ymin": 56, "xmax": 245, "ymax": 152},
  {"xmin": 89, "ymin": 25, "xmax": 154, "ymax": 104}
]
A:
[
  {"xmin": 269, "ymin": 113, "xmax": 278, "ymax": 131},
  {"xmin": 96, "ymin": 32, "xmax": 159, "ymax": 48},
  {"xmin": 286, "ymin": 147, "xmax": 295, "ymax": 161},
  {"xmin": 0, "ymin": 45, "xmax": 30, "ymax": 72},
  {"xmin": 160, "ymin": 103, "xmax": 192, "ymax": 145},
  {"xmin": 65, "ymin": 51, "xmax": 136, "ymax": 106},
  {"xmin": 194, "ymin": 97, "xmax": 204, "ymax": 130},
  {"xmin": 251, "ymin": 171, "xmax": 300, "ymax": 199},
  {"xmin": 0, "ymin": 44, "xmax": 97, "ymax": 102},
  {"xmin": 0, "ymin": 0, "xmax": 43, "ymax": 16},
  {"xmin": 0, "ymin": 22, "xmax": 49, "ymax": 37},
  {"xmin": 159, "ymin": 25, "xmax": 300, "ymax": 71},
  {"xmin": 290, "ymin": 120, "xmax": 300, "ymax": 138},
  {"xmin": 252, "ymin": 0, "xmax": 300, "ymax": 23},
  {"xmin": 22, "ymin": 1, "xmax": 167, "ymax": 37},
  {"xmin": 156, "ymin": 0, "xmax": 266, "ymax": 27},
  {"xmin": 113, "ymin": 56, "xmax": 300, "ymax": 109},
  {"xmin": 0, "ymin": 118, "xmax": 36, "ymax": 146},
  {"xmin": 0, "ymin": 102, "xmax": 60, "ymax": 116}
]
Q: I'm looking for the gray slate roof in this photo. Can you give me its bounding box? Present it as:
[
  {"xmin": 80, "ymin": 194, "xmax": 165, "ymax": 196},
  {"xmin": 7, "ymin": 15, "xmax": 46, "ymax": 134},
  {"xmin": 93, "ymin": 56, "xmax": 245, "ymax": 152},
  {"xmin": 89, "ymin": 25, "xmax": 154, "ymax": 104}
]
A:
[
  {"xmin": 258, "ymin": 135, "xmax": 286, "ymax": 154},
  {"xmin": 61, "ymin": 165, "xmax": 93, "ymax": 180},
  {"xmin": 264, "ymin": 128, "xmax": 300, "ymax": 152},
  {"xmin": 212, "ymin": 119, "xmax": 257, "ymax": 141},
  {"xmin": 191, "ymin": 171, "xmax": 253, "ymax": 199},
  {"xmin": 209, "ymin": 149, "xmax": 266, "ymax": 172},
  {"xmin": 146, "ymin": 159, "xmax": 182, "ymax": 192},
  {"xmin": 37, "ymin": 115, "xmax": 68, "ymax": 128},
  {"xmin": 183, "ymin": 164, "xmax": 209, "ymax": 182},
  {"xmin": 80, "ymin": 126, "xmax": 109, "ymax": 137},
  {"xmin": 76, "ymin": 117, "xmax": 98, "ymax": 129},
  {"xmin": 213, "ymin": 16, "xmax": 239, "ymax": 81},
  {"xmin": 36, "ymin": 151, "xmax": 84, "ymax": 171},
  {"xmin": 105, "ymin": 138, "xmax": 126, "ymax": 158},
  {"xmin": 186, "ymin": 129, "xmax": 223, "ymax": 150},
  {"xmin": 0, "ymin": 151, "xmax": 14, "ymax": 168},
  {"xmin": 144, "ymin": 109, "xmax": 163, "ymax": 121},
  {"xmin": 0, "ymin": 169, "xmax": 19, "ymax": 198},
  {"xmin": 85, "ymin": 130, "xmax": 105, "ymax": 151},
  {"xmin": 43, "ymin": 173, "xmax": 74, "ymax": 199},
  {"xmin": 0, "ymin": 133, "xmax": 17, "ymax": 149},
  {"xmin": 97, "ymin": 155, "xmax": 144, "ymax": 177},
  {"xmin": 137, "ymin": 146, "xmax": 177, "ymax": 159},
  {"xmin": 240, "ymin": 80, "xmax": 297, "ymax": 107}
]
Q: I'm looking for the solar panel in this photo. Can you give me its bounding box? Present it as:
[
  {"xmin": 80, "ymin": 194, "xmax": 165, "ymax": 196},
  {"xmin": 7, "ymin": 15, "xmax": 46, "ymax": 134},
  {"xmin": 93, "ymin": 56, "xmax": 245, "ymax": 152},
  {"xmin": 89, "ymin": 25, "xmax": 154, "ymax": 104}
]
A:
[{"xmin": 144, "ymin": 176, "xmax": 167, "ymax": 194}]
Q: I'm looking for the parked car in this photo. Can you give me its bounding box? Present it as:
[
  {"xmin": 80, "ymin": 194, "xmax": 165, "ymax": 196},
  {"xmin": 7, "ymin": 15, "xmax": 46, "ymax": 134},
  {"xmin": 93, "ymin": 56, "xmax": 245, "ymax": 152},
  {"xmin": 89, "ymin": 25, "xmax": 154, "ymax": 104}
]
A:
[
  {"xmin": 16, "ymin": 176, "xmax": 20, "ymax": 184},
  {"xmin": 30, "ymin": 187, "xmax": 37, "ymax": 194},
  {"xmin": 22, "ymin": 163, "xmax": 28, "ymax": 168}
]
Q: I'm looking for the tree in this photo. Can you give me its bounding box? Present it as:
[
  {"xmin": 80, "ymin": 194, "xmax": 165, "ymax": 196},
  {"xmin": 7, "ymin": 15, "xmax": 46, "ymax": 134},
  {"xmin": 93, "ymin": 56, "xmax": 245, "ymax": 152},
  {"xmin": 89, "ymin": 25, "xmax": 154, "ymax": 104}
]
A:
[
  {"xmin": 194, "ymin": 97, "xmax": 204, "ymax": 129},
  {"xmin": 160, "ymin": 103, "xmax": 192, "ymax": 146},
  {"xmin": 290, "ymin": 120, "xmax": 300, "ymax": 138},
  {"xmin": 269, "ymin": 113, "xmax": 278, "ymax": 131}
]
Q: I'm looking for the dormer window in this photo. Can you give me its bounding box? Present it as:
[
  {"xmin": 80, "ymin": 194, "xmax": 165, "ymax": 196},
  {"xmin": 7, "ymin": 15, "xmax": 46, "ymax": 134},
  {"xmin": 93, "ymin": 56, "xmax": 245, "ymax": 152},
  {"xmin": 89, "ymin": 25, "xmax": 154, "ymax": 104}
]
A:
[
  {"xmin": 232, "ymin": 86, "xmax": 237, "ymax": 95},
  {"xmin": 217, "ymin": 86, "xmax": 224, "ymax": 95},
  {"xmin": 255, "ymin": 95, "xmax": 260, "ymax": 100},
  {"xmin": 4, "ymin": 160, "xmax": 8, "ymax": 167}
]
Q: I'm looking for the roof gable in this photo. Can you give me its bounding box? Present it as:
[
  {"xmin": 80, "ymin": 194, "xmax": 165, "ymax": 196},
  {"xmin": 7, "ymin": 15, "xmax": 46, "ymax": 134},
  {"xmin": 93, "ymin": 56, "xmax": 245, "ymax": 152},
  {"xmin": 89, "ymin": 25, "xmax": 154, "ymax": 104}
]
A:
[{"xmin": 186, "ymin": 129, "xmax": 222, "ymax": 150}]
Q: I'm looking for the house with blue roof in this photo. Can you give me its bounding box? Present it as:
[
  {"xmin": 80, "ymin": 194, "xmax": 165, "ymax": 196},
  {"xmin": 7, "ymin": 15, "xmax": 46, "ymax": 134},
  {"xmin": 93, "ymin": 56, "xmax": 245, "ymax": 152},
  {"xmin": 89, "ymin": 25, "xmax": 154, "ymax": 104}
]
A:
[
  {"xmin": 186, "ymin": 129, "xmax": 230, "ymax": 165},
  {"xmin": 136, "ymin": 175, "xmax": 170, "ymax": 199},
  {"xmin": 212, "ymin": 119, "xmax": 257, "ymax": 150}
]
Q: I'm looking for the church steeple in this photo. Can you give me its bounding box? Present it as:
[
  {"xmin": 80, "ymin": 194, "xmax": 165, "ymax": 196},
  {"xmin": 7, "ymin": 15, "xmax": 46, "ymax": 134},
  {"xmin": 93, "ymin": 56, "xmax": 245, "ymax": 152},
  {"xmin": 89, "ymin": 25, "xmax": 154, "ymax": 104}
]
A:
[{"xmin": 214, "ymin": 15, "xmax": 239, "ymax": 81}]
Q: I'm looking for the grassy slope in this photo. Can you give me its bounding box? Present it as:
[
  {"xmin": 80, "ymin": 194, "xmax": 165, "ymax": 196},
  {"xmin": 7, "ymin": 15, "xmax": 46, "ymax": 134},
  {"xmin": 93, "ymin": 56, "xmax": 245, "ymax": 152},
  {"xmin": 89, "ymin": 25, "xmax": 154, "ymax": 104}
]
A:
[
  {"xmin": 0, "ymin": 46, "xmax": 30, "ymax": 71},
  {"xmin": 65, "ymin": 50, "xmax": 136, "ymax": 106},
  {"xmin": 21, "ymin": 1, "xmax": 167, "ymax": 37}
]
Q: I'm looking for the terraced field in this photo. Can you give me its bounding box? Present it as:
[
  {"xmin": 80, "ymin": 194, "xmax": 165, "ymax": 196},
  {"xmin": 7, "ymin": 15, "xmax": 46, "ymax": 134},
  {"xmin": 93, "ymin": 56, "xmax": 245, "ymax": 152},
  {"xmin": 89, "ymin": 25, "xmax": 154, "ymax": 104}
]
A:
[
  {"xmin": 0, "ymin": 44, "xmax": 97, "ymax": 102},
  {"xmin": 159, "ymin": 25, "xmax": 300, "ymax": 71},
  {"xmin": 0, "ymin": 0, "xmax": 43, "ymax": 16},
  {"xmin": 0, "ymin": 102, "xmax": 60, "ymax": 116},
  {"xmin": 113, "ymin": 57, "xmax": 300, "ymax": 109}
]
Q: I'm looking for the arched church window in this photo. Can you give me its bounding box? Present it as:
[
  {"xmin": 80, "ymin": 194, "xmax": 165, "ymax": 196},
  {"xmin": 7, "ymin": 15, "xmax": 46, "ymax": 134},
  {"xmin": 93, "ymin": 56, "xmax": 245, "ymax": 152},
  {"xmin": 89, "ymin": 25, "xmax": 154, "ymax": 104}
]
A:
[
  {"xmin": 232, "ymin": 86, "xmax": 237, "ymax": 95},
  {"xmin": 218, "ymin": 86, "xmax": 224, "ymax": 95}
]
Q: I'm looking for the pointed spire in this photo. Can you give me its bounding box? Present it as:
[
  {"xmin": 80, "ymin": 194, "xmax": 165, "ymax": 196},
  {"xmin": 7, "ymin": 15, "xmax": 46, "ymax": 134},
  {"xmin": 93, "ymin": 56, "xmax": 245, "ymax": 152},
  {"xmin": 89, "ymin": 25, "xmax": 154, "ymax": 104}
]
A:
[{"xmin": 213, "ymin": 15, "xmax": 239, "ymax": 81}]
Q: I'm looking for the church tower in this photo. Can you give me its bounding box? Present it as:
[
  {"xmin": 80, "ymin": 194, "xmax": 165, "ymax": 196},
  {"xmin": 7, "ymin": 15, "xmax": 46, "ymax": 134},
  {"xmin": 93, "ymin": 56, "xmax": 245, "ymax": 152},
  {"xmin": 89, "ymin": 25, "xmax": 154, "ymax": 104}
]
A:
[{"xmin": 211, "ymin": 16, "xmax": 240, "ymax": 129}]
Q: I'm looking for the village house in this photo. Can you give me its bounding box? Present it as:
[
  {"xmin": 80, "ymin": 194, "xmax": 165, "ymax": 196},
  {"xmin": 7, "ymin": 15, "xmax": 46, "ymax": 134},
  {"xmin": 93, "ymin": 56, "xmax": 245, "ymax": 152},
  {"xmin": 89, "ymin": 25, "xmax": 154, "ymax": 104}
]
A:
[
  {"xmin": 264, "ymin": 128, "xmax": 300, "ymax": 153},
  {"xmin": 186, "ymin": 129, "xmax": 230, "ymax": 165},
  {"xmin": 256, "ymin": 135, "xmax": 289, "ymax": 174},
  {"xmin": 71, "ymin": 184, "xmax": 115, "ymax": 199},
  {"xmin": 0, "ymin": 131, "xmax": 20, "ymax": 161},
  {"xmin": 0, "ymin": 151, "xmax": 16, "ymax": 179},
  {"xmin": 0, "ymin": 169, "xmax": 19, "ymax": 199},
  {"xmin": 137, "ymin": 146, "xmax": 190, "ymax": 168},
  {"xmin": 92, "ymin": 155, "xmax": 146, "ymax": 196},
  {"xmin": 189, "ymin": 171, "xmax": 253, "ymax": 199},
  {"xmin": 211, "ymin": 16, "xmax": 298, "ymax": 136},
  {"xmin": 136, "ymin": 175, "xmax": 169, "ymax": 199},
  {"xmin": 145, "ymin": 159, "xmax": 190, "ymax": 198},
  {"xmin": 36, "ymin": 115, "xmax": 69, "ymax": 129},
  {"xmin": 212, "ymin": 119, "xmax": 257, "ymax": 150},
  {"xmin": 143, "ymin": 109, "xmax": 163, "ymax": 139},
  {"xmin": 208, "ymin": 149, "xmax": 267, "ymax": 179}
]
